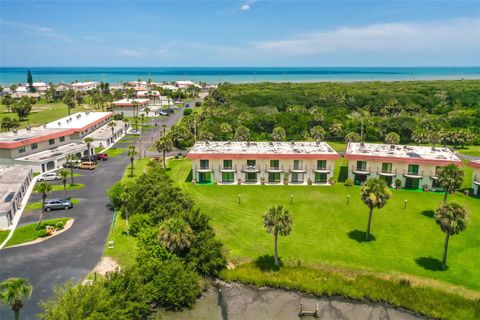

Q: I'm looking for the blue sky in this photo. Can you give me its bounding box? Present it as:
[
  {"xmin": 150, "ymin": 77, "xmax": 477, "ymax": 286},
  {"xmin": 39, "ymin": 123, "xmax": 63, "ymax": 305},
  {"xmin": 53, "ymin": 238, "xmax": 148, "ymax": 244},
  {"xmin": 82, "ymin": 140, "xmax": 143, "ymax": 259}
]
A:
[{"xmin": 0, "ymin": 0, "xmax": 479, "ymax": 66}]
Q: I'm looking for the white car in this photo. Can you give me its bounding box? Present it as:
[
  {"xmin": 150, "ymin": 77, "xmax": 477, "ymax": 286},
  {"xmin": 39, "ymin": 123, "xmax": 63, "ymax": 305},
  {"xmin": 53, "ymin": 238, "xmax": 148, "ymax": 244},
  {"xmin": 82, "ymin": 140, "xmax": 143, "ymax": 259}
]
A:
[{"xmin": 38, "ymin": 172, "xmax": 61, "ymax": 181}]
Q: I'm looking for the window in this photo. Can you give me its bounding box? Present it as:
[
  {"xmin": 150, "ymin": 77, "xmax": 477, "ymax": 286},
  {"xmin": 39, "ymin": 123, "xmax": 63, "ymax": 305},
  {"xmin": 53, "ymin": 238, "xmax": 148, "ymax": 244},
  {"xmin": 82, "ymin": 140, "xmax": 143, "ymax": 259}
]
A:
[
  {"xmin": 268, "ymin": 172, "xmax": 281, "ymax": 182},
  {"xmin": 293, "ymin": 160, "xmax": 302, "ymax": 169},
  {"xmin": 49, "ymin": 139, "xmax": 55, "ymax": 145},
  {"xmin": 291, "ymin": 172, "xmax": 304, "ymax": 182},
  {"xmin": 199, "ymin": 160, "xmax": 209, "ymax": 169},
  {"xmin": 246, "ymin": 160, "xmax": 256, "ymax": 167},
  {"xmin": 315, "ymin": 172, "xmax": 327, "ymax": 183},
  {"xmin": 317, "ymin": 160, "xmax": 326, "ymax": 170},
  {"xmin": 31, "ymin": 143, "xmax": 38, "ymax": 150},
  {"xmin": 223, "ymin": 160, "xmax": 232, "ymax": 169},
  {"xmin": 356, "ymin": 161, "xmax": 367, "ymax": 171},
  {"xmin": 59, "ymin": 136, "xmax": 65, "ymax": 142},
  {"xmin": 245, "ymin": 172, "xmax": 257, "ymax": 182},
  {"xmin": 408, "ymin": 164, "xmax": 419, "ymax": 175},
  {"xmin": 270, "ymin": 160, "xmax": 279, "ymax": 169},
  {"xmin": 18, "ymin": 146, "xmax": 26, "ymax": 153},
  {"xmin": 222, "ymin": 172, "xmax": 234, "ymax": 182},
  {"xmin": 382, "ymin": 163, "xmax": 392, "ymax": 173}
]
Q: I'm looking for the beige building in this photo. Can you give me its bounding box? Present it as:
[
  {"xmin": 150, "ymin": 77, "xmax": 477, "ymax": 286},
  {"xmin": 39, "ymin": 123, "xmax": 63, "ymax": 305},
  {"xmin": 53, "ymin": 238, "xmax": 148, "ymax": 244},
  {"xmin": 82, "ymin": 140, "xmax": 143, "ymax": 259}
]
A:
[
  {"xmin": 344, "ymin": 142, "xmax": 462, "ymax": 190},
  {"xmin": 468, "ymin": 160, "xmax": 480, "ymax": 196},
  {"xmin": 187, "ymin": 141, "xmax": 340, "ymax": 185}
]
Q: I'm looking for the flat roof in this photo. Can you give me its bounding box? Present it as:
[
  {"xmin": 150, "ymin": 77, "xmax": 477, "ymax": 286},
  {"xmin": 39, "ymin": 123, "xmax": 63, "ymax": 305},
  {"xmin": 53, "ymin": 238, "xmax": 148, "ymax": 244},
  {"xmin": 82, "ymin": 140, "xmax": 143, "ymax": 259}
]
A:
[
  {"xmin": 188, "ymin": 141, "xmax": 340, "ymax": 160},
  {"xmin": 15, "ymin": 143, "xmax": 87, "ymax": 162},
  {"xmin": 468, "ymin": 160, "xmax": 480, "ymax": 169},
  {"xmin": 0, "ymin": 165, "xmax": 32, "ymax": 212},
  {"xmin": 46, "ymin": 112, "xmax": 112, "ymax": 130},
  {"xmin": 71, "ymin": 81, "xmax": 97, "ymax": 87},
  {"xmin": 345, "ymin": 142, "xmax": 461, "ymax": 165},
  {"xmin": 0, "ymin": 127, "xmax": 69, "ymax": 148},
  {"xmin": 113, "ymin": 98, "xmax": 150, "ymax": 106},
  {"xmin": 85, "ymin": 120, "xmax": 123, "ymax": 140}
]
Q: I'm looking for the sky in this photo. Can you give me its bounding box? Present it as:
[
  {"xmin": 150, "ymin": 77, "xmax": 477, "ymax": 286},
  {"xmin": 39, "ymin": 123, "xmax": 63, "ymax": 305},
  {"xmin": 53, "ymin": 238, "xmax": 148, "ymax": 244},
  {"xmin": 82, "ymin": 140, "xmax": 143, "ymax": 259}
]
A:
[{"xmin": 0, "ymin": 0, "xmax": 479, "ymax": 67}]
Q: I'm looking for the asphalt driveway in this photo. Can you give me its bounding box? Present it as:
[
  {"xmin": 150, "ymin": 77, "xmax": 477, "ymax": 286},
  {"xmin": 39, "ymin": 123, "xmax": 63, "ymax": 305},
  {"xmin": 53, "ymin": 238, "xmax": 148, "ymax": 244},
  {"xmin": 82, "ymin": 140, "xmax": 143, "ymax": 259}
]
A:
[{"xmin": 0, "ymin": 107, "xmax": 186, "ymax": 319}]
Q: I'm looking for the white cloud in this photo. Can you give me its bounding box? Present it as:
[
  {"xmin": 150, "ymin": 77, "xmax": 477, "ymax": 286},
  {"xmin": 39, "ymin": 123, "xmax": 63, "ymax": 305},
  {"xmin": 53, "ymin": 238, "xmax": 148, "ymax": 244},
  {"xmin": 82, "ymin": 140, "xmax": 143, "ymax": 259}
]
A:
[
  {"xmin": 0, "ymin": 19, "xmax": 72, "ymax": 42},
  {"xmin": 240, "ymin": 4, "xmax": 250, "ymax": 11},
  {"xmin": 117, "ymin": 48, "xmax": 144, "ymax": 58}
]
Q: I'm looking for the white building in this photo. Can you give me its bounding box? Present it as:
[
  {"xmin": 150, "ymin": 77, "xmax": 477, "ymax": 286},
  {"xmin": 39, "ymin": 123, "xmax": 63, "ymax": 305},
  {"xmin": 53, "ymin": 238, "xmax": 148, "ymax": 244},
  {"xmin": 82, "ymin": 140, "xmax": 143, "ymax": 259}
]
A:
[
  {"xmin": 71, "ymin": 81, "xmax": 98, "ymax": 91},
  {"xmin": 344, "ymin": 142, "xmax": 462, "ymax": 189},
  {"xmin": 175, "ymin": 80, "xmax": 195, "ymax": 89},
  {"xmin": 0, "ymin": 165, "xmax": 33, "ymax": 229},
  {"xmin": 30, "ymin": 82, "xmax": 48, "ymax": 92},
  {"xmin": 468, "ymin": 160, "xmax": 480, "ymax": 196},
  {"xmin": 187, "ymin": 141, "xmax": 340, "ymax": 185},
  {"xmin": 112, "ymin": 98, "xmax": 150, "ymax": 116}
]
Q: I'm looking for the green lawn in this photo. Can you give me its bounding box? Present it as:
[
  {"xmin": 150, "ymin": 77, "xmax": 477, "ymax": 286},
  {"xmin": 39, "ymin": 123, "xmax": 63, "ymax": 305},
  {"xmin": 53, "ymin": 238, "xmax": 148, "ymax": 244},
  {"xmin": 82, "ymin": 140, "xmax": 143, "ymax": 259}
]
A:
[
  {"xmin": 34, "ymin": 183, "xmax": 86, "ymax": 193},
  {"xmin": 169, "ymin": 159, "xmax": 480, "ymax": 292},
  {"xmin": 122, "ymin": 158, "xmax": 152, "ymax": 181},
  {"xmin": 455, "ymin": 145, "xmax": 480, "ymax": 157},
  {"xmin": 0, "ymin": 102, "xmax": 93, "ymax": 129},
  {"xmin": 104, "ymin": 212, "xmax": 138, "ymax": 267},
  {"xmin": 104, "ymin": 147, "xmax": 125, "ymax": 158},
  {"xmin": 3, "ymin": 218, "xmax": 71, "ymax": 247}
]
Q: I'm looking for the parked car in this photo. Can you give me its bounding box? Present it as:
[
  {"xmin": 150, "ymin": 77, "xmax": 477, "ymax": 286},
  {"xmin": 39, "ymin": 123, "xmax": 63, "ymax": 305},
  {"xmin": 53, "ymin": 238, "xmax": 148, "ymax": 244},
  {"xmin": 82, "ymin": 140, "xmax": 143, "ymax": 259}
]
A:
[
  {"xmin": 128, "ymin": 129, "xmax": 141, "ymax": 135},
  {"xmin": 63, "ymin": 160, "xmax": 81, "ymax": 168},
  {"xmin": 38, "ymin": 172, "xmax": 61, "ymax": 181},
  {"xmin": 173, "ymin": 105, "xmax": 179, "ymax": 110},
  {"xmin": 184, "ymin": 103, "xmax": 190, "ymax": 108},
  {"xmin": 78, "ymin": 161, "xmax": 96, "ymax": 170},
  {"xmin": 96, "ymin": 153, "xmax": 108, "ymax": 161},
  {"xmin": 159, "ymin": 110, "xmax": 169, "ymax": 116},
  {"xmin": 80, "ymin": 156, "xmax": 97, "ymax": 163},
  {"xmin": 44, "ymin": 199, "xmax": 73, "ymax": 211}
]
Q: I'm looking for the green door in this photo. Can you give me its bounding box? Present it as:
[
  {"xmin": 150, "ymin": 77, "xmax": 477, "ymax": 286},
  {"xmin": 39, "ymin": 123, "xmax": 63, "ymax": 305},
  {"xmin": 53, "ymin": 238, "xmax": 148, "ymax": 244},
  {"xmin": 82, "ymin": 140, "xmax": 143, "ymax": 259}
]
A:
[
  {"xmin": 198, "ymin": 172, "xmax": 211, "ymax": 183},
  {"xmin": 405, "ymin": 177, "xmax": 420, "ymax": 189}
]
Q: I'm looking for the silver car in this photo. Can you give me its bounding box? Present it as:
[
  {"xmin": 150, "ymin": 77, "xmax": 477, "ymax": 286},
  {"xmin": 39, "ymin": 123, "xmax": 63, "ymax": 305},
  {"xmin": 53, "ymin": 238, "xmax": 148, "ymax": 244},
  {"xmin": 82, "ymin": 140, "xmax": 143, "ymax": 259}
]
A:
[
  {"xmin": 44, "ymin": 199, "xmax": 74, "ymax": 211},
  {"xmin": 38, "ymin": 172, "xmax": 61, "ymax": 181}
]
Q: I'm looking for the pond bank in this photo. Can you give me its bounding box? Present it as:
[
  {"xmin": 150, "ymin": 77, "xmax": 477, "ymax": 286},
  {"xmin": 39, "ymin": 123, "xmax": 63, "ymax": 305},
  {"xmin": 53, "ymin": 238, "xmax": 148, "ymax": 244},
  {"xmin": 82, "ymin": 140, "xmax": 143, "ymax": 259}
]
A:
[{"xmin": 159, "ymin": 281, "xmax": 424, "ymax": 320}]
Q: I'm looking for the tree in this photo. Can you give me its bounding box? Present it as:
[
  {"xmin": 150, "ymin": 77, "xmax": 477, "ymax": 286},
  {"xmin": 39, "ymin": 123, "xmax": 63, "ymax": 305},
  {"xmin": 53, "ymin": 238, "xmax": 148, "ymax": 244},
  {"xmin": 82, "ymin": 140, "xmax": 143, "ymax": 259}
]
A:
[
  {"xmin": 0, "ymin": 277, "xmax": 32, "ymax": 320},
  {"xmin": 26, "ymin": 70, "xmax": 35, "ymax": 93},
  {"xmin": 234, "ymin": 125, "xmax": 250, "ymax": 141},
  {"xmin": 437, "ymin": 164, "xmax": 464, "ymax": 204},
  {"xmin": 12, "ymin": 97, "xmax": 33, "ymax": 121},
  {"xmin": 44, "ymin": 84, "xmax": 56, "ymax": 103},
  {"xmin": 434, "ymin": 202, "xmax": 468, "ymax": 269},
  {"xmin": 329, "ymin": 123, "xmax": 343, "ymax": 136},
  {"xmin": 158, "ymin": 218, "xmax": 193, "ymax": 255},
  {"xmin": 59, "ymin": 170, "xmax": 69, "ymax": 199},
  {"xmin": 65, "ymin": 154, "xmax": 77, "ymax": 185},
  {"xmin": 263, "ymin": 205, "xmax": 293, "ymax": 267},
  {"xmin": 127, "ymin": 145, "xmax": 137, "ymax": 177},
  {"xmin": 154, "ymin": 136, "xmax": 173, "ymax": 169},
  {"xmin": 384, "ymin": 132, "xmax": 400, "ymax": 145},
  {"xmin": 108, "ymin": 121, "xmax": 117, "ymax": 143},
  {"xmin": 62, "ymin": 94, "xmax": 76, "ymax": 116},
  {"xmin": 84, "ymin": 137, "xmax": 94, "ymax": 159},
  {"xmin": 345, "ymin": 131, "xmax": 361, "ymax": 143},
  {"xmin": 360, "ymin": 178, "xmax": 392, "ymax": 241},
  {"xmin": 271, "ymin": 126, "xmax": 286, "ymax": 141},
  {"xmin": 2, "ymin": 94, "xmax": 14, "ymax": 113},
  {"xmin": 310, "ymin": 125, "xmax": 326, "ymax": 142},
  {"xmin": 34, "ymin": 181, "xmax": 53, "ymax": 230}
]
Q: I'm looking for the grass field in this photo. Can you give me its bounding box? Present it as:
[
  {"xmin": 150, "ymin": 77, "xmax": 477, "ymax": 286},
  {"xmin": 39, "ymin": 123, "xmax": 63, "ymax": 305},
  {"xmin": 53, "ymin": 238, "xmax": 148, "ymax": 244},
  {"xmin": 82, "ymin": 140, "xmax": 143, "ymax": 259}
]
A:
[
  {"xmin": 169, "ymin": 159, "xmax": 480, "ymax": 292},
  {"xmin": 2, "ymin": 218, "xmax": 71, "ymax": 248},
  {"xmin": 0, "ymin": 101, "xmax": 93, "ymax": 129},
  {"xmin": 34, "ymin": 183, "xmax": 86, "ymax": 193},
  {"xmin": 104, "ymin": 147, "xmax": 125, "ymax": 158}
]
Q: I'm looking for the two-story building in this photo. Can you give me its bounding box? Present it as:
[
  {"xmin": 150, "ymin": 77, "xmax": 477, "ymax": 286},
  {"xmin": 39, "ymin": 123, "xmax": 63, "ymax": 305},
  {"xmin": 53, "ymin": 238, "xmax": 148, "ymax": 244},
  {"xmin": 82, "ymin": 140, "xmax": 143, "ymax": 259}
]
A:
[
  {"xmin": 468, "ymin": 160, "xmax": 480, "ymax": 196},
  {"xmin": 71, "ymin": 81, "xmax": 98, "ymax": 92},
  {"xmin": 344, "ymin": 142, "xmax": 462, "ymax": 189},
  {"xmin": 112, "ymin": 98, "xmax": 150, "ymax": 116},
  {"xmin": 187, "ymin": 141, "xmax": 340, "ymax": 185},
  {"xmin": 0, "ymin": 165, "xmax": 33, "ymax": 229}
]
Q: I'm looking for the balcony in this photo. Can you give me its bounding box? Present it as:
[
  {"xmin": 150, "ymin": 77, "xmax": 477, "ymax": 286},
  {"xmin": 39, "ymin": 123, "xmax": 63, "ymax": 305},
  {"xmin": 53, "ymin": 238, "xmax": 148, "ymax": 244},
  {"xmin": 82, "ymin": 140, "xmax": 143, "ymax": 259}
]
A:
[
  {"xmin": 403, "ymin": 169, "xmax": 423, "ymax": 179},
  {"xmin": 377, "ymin": 168, "xmax": 397, "ymax": 177},
  {"xmin": 266, "ymin": 165, "xmax": 284, "ymax": 173},
  {"xmin": 289, "ymin": 165, "xmax": 307, "ymax": 173},
  {"xmin": 242, "ymin": 165, "xmax": 261, "ymax": 173},
  {"xmin": 352, "ymin": 165, "xmax": 371, "ymax": 175},
  {"xmin": 219, "ymin": 164, "xmax": 237, "ymax": 172},
  {"xmin": 313, "ymin": 166, "xmax": 331, "ymax": 173},
  {"xmin": 195, "ymin": 165, "xmax": 213, "ymax": 172}
]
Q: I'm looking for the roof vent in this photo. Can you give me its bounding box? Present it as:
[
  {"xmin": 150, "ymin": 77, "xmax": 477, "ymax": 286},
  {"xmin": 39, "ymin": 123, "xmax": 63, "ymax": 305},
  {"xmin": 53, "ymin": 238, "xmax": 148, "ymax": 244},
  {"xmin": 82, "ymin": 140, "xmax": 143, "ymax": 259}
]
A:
[
  {"xmin": 26, "ymin": 126, "xmax": 31, "ymax": 131},
  {"xmin": 390, "ymin": 144, "xmax": 395, "ymax": 150},
  {"xmin": 58, "ymin": 121, "xmax": 61, "ymax": 125},
  {"xmin": 360, "ymin": 142, "xmax": 365, "ymax": 147},
  {"xmin": 13, "ymin": 128, "xmax": 18, "ymax": 134}
]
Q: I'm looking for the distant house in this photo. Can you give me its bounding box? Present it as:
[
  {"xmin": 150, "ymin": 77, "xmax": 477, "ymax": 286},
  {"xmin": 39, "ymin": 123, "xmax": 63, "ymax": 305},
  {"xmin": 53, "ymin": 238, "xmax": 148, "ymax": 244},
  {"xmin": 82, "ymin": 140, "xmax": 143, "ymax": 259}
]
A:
[
  {"xmin": 468, "ymin": 160, "xmax": 480, "ymax": 196},
  {"xmin": 71, "ymin": 81, "xmax": 98, "ymax": 91},
  {"xmin": 56, "ymin": 83, "xmax": 71, "ymax": 92},
  {"xmin": 112, "ymin": 98, "xmax": 150, "ymax": 116},
  {"xmin": 175, "ymin": 80, "xmax": 195, "ymax": 89},
  {"xmin": 30, "ymin": 82, "xmax": 48, "ymax": 92},
  {"xmin": 159, "ymin": 84, "xmax": 178, "ymax": 92}
]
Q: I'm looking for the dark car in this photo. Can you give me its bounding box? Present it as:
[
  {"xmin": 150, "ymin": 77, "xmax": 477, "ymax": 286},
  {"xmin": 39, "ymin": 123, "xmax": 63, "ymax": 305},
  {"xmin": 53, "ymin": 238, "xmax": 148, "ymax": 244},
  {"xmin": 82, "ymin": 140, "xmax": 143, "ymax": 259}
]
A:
[
  {"xmin": 184, "ymin": 103, "xmax": 190, "ymax": 108},
  {"xmin": 44, "ymin": 199, "xmax": 74, "ymax": 211},
  {"xmin": 96, "ymin": 153, "xmax": 108, "ymax": 161},
  {"xmin": 81, "ymin": 156, "xmax": 97, "ymax": 163}
]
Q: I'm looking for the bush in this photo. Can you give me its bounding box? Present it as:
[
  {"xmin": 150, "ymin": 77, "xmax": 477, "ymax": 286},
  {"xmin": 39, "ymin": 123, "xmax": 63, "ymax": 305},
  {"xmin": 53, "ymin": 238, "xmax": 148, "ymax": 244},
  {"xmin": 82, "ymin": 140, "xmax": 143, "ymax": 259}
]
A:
[
  {"xmin": 195, "ymin": 101, "xmax": 202, "ymax": 107},
  {"xmin": 113, "ymin": 114, "xmax": 124, "ymax": 120},
  {"xmin": 183, "ymin": 109, "xmax": 192, "ymax": 116},
  {"xmin": 55, "ymin": 221, "xmax": 66, "ymax": 230},
  {"xmin": 344, "ymin": 178, "xmax": 354, "ymax": 187},
  {"xmin": 395, "ymin": 179, "xmax": 402, "ymax": 188},
  {"xmin": 328, "ymin": 177, "xmax": 337, "ymax": 185},
  {"xmin": 38, "ymin": 229, "xmax": 49, "ymax": 238}
]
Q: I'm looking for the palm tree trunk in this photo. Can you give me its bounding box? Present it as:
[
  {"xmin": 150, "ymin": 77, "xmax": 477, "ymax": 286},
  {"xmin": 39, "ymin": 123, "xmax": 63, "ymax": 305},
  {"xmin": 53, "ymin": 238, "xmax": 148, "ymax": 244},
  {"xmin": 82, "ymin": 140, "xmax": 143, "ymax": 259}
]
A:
[
  {"xmin": 63, "ymin": 182, "xmax": 67, "ymax": 200},
  {"xmin": 366, "ymin": 207, "xmax": 374, "ymax": 241},
  {"xmin": 274, "ymin": 230, "xmax": 279, "ymax": 267},
  {"xmin": 36, "ymin": 195, "xmax": 46, "ymax": 230},
  {"xmin": 125, "ymin": 206, "xmax": 129, "ymax": 237},
  {"xmin": 130, "ymin": 159, "xmax": 134, "ymax": 177},
  {"xmin": 70, "ymin": 167, "xmax": 75, "ymax": 185},
  {"xmin": 163, "ymin": 150, "xmax": 166, "ymax": 169},
  {"xmin": 14, "ymin": 309, "xmax": 19, "ymax": 320},
  {"xmin": 443, "ymin": 190, "xmax": 448, "ymax": 204},
  {"xmin": 442, "ymin": 232, "xmax": 450, "ymax": 270}
]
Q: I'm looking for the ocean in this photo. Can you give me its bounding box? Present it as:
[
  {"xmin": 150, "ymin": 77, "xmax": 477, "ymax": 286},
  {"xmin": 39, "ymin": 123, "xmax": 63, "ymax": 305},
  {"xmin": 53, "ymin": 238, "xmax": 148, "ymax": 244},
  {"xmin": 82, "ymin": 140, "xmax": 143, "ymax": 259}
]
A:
[{"xmin": 1, "ymin": 67, "xmax": 479, "ymax": 85}]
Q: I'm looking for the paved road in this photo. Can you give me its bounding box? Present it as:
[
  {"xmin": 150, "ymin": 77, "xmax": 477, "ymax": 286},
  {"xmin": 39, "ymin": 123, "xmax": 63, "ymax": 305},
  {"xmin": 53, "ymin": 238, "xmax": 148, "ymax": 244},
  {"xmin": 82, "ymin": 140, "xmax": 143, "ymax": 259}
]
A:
[{"xmin": 0, "ymin": 108, "xmax": 185, "ymax": 319}]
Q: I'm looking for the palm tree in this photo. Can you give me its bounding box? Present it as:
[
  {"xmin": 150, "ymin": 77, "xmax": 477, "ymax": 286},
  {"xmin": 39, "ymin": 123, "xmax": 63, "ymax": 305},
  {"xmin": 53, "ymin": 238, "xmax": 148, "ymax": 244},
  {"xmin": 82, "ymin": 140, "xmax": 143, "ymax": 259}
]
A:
[
  {"xmin": 144, "ymin": 107, "xmax": 151, "ymax": 125},
  {"xmin": 384, "ymin": 132, "xmax": 400, "ymax": 145},
  {"xmin": 59, "ymin": 170, "xmax": 69, "ymax": 199},
  {"xmin": 140, "ymin": 113, "xmax": 145, "ymax": 127},
  {"xmin": 155, "ymin": 136, "xmax": 173, "ymax": 169},
  {"xmin": 345, "ymin": 132, "xmax": 361, "ymax": 143},
  {"xmin": 158, "ymin": 217, "xmax": 193, "ymax": 255},
  {"xmin": 132, "ymin": 101, "xmax": 140, "ymax": 131},
  {"xmin": 360, "ymin": 178, "xmax": 392, "ymax": 241},
  {"xmin": 434, "ymin": 202, "xmax": 468, "ymax": 269},
  {"xmin": 107, "ymin": 121, "xmax": 117, "ymax": 143},
  {"xmin": 263, "ymin": 205, "xmax": 293, "ymax": 267},
  {"xmin": 123, "ymin": 118, "xmax": 130, "ymax": 133},
  {"xmin": 127, "ymin": 145, "xmax": 137, "ymax": 177},
  {"xmin": 34, "ymin": 181, "xmax": 52, "ymax": 230},
  {"xmin": 0, "ymin": 278, "xmax": 32, "ymax": 320},
  {"xmin": 65, "ymin": 154, "xmax": 77, "ymax": 185},
  {"xmin": 310, "ymin": 125, "xmax": 326, "ymax": 142},
  {"xmin": 234, "ymin": 126, "xmax": 250, "ymax": 141},
  {"xmin": 271, "ymin": 127, "xmax": 286, "ymax": 141},
  {"xmin": 83, "ymin": 137, "xmax": 94, "ymax": 160},
  {"xmin": 437, "ymin": 164, "xmax": 464, "ymax": 204}
]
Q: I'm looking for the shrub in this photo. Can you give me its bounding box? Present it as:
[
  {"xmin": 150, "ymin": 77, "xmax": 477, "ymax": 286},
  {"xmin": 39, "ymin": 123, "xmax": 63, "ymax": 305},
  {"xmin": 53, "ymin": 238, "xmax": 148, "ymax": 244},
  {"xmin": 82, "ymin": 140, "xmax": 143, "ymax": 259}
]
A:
[
  {"xmin": 54, "ymin": 221, "xmax": 66, "ymax": 230},
  {"xmin": 38, "ymin": 229, "xmax": 49, "ymax": 238},
  {"xmin": 328, "ymin": 177, "xmax": 337, "ymax": 185},
  {"xmin": 195, "ymin": 101, "xmax": 202, "ymax": 107},
  {"xmin": 307, "ymin": 177, "xmax": 312, "ymax": 185},
  {"xmin": 344, "ymin": 178, "xmax": 354, "ymax": 187},
  {"xmin": 113, "ymin": 114, "xmax": 124, "ymax": 120},
  {"xmin": 395, "ymin": 179, "xmax": 402, "ymax": 188},
  {"xmin": 183, "ymin": 109, "xmax": 192, "ymax": 116}
]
